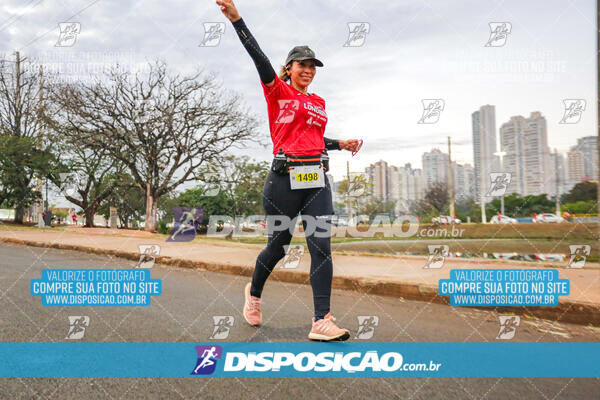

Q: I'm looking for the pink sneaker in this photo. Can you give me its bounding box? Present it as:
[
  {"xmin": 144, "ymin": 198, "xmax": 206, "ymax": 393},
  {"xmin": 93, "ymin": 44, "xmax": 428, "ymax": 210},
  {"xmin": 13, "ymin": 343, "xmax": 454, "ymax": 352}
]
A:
[
  {"xmin": 243, "ymin": 282, "xmax": 261, "ymax": 326},
  {"xmin": 308, "ymin": 312, "xmax": 350, "ymax": 341}
]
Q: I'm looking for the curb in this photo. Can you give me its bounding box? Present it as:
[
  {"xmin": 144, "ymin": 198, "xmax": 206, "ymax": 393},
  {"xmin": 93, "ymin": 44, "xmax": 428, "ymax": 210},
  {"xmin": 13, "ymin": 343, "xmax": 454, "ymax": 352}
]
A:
[{"xmin": 2, "ymin": 237, "xmax": 599, "ymax": 327}]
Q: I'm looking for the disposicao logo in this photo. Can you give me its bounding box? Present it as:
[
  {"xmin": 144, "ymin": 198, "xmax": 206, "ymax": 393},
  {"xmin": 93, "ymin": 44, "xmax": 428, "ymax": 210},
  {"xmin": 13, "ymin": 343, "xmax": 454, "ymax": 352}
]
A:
[
  {"xmin": 191, "ymin": 345, "xmax": 222, "ymax": 375},
  {"xmin": 223, "ymin": 350, "xmax": 405, "ymax": 372},
  {"xmin": 190, "ymin": 345, "xmax": 444, "ymax": 376},
  {"xmin": 191, "ymin": 347, "xmax": 404, "ymax": 374}
]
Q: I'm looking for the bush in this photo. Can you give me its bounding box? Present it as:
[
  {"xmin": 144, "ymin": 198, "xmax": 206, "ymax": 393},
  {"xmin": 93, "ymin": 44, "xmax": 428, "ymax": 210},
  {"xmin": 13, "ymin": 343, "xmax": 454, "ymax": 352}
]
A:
[
  {"xmin": 157, "ymin": 220, "xmax": 169, "ymax": 234},
  {"xmin": 561, "ymin": 200, "xmax": 597, "ymax": 215}
]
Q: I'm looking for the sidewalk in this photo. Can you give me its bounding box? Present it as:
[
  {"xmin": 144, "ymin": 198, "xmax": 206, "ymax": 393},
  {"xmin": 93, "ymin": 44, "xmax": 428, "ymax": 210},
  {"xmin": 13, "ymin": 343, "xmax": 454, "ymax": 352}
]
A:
[{"xmin": 1, "ymin": 227, "xmax": 599, "ymax": 326}]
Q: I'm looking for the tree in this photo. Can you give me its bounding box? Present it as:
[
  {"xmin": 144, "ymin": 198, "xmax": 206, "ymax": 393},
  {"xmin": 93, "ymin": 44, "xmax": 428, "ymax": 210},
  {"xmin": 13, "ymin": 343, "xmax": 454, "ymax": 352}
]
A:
[
  {"xmin": 166, "ymin": 186, "xmax": 235, "ymax": 225},
  {"xmin": 409, "ymin": 182, "xmax": 449, "ymax": 221},
  {"xmin": 357, "ymin": 197, "xmax": 396, "ymax": 222},
  {"xmin": 0, "ymin": 136, "xmax": 56, "ymax": 221},
  {"xmin": 486, "ymin": 193, "xmax": 554, "ymax": 217},
  {"xmin": 158, "ymin": 156, "xmax": 269, "ymax": 228},
  {"xmin": 335, "ymin": 173, "xmax": 372, "ymax": 215},
  {"xmin": 0, "ymin": 53, "xmax": 58, "ymax": 223},
  {"xmin": 455, "ymin": 197, "xmax": 480, "ymax": 222},
  {"xmin": 98, "ymin": 173, "xmax": 146, "ymax": 228},
  {"xmin": 561, "ymin": 200, "xmax": 597, "ymax": 214},
  {"xmin": 47, "ymin": 60, "xmax": 260, "ymax": 231},
  {"xmin": 424, "ymin": 182, "xmax": 449, "ymax": 213},
  {"xmin": 209, "ymin": 155, "xmax": 269, "ymax": 217},
  {"xmin": 51, "ymin": 145, "xmax": 123, "ymax": 227},
  {"xmin": 563, "ymin": 181, "xmax": 597, "ymax": 203}
]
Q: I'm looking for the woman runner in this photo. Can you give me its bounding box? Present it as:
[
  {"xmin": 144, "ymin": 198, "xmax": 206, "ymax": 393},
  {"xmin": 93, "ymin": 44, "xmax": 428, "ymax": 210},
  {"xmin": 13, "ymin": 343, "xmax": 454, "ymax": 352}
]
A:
[{"xmin": 217, "ymin": 0, "xmax": 361, "ymax": 341}]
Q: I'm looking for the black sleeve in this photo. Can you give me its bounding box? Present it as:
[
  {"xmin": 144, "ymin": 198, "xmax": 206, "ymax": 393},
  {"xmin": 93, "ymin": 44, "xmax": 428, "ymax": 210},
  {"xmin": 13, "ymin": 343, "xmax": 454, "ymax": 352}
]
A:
[
  {"xmin": 324, "ymin": 137, "xmax": 341, "ymax": 151},
  {"xmin": 231, "ymin": 17, "xmax": 276, "ymax": 85}
]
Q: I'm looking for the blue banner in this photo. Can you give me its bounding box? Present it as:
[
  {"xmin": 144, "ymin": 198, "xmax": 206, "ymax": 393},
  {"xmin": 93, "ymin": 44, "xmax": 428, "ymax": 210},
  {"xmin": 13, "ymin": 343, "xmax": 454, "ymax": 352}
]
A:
[
  {"xmin": 30, "ymin": 269, "xmax": 162, "ymax": 306},
  {"xmin": 0, "ymin": 342, "xmax": 598, "ymax": 377},
  {"xmin": 439, "ymin": 269, "xmax": 569, "ymax": 306}
]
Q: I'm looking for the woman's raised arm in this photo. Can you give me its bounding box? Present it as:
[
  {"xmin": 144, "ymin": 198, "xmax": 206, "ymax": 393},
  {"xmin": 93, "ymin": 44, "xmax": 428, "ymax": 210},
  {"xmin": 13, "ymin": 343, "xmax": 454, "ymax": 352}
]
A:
[{"xmin": 216, "ymin": 0, "xmax": 276, "ymax": 87}]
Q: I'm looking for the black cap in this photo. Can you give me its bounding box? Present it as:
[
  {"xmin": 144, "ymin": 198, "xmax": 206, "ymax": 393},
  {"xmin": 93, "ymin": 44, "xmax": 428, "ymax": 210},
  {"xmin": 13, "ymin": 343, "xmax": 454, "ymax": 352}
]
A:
[{"xmin": 284, "ymin": 45, "xmax": 323, "ymax": 67}]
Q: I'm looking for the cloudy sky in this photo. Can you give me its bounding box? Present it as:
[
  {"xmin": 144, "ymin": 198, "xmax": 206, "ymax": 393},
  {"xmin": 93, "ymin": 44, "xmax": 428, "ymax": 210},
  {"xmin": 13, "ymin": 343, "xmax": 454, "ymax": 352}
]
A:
[{"xmin": 1, "ymin": 0, "xmax": 596, "ymax": 181}]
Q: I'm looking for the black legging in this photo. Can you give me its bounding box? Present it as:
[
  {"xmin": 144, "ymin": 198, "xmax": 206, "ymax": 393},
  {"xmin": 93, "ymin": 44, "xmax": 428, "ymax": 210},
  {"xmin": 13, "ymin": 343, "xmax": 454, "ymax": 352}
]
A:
[{"xmin": 250, "ymin": 170, "xmax": 334, "ymax": 318}]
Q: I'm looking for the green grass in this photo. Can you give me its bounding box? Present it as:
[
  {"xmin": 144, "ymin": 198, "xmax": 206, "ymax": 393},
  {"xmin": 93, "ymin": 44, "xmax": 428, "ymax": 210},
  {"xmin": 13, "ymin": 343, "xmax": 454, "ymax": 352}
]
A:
[
  {"xmin": 331, "ymin": 239, "xmax": 598, "ymax": 259},
  {"xmin": 3, "ymin": 219, "xmax": 597, "ymax": 259},
  {"xmin": 200, "ymin": 223, "xmax": 598, "ymax": 243},
  {"xmin": 0, "ymin": 221, "xmax": 67, "ymax": 233}
]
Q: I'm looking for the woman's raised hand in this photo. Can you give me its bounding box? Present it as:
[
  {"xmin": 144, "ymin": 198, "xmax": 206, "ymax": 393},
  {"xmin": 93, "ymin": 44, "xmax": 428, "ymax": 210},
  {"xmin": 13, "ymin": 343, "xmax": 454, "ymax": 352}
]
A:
[
  {"xmin": 339, "ymin": 139, "xmax": 362, "ymax": 153},
  {"xmin": 216, "ymin": 0, "xmax": 241, "ymax": 22}
]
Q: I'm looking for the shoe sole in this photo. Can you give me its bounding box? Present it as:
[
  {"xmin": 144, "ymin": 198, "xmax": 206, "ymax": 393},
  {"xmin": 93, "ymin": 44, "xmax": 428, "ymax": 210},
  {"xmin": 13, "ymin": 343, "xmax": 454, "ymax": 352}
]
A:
[
  {"xmin": 243, "ymin": 282, "xmax": 261, "ymax": 327},
  {"xmin": 308, "ymin": 330, "xmax": 350, "ymax": 342}
]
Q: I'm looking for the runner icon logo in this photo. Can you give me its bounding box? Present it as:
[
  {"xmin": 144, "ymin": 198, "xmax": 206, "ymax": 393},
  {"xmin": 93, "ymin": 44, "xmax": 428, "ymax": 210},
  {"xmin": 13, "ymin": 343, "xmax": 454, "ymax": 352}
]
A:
[
  {"xmin": 281, "ymin": 245, "xmax": 304, "ymax": 269},
  {"xmin": 191, "ymin": 345, "xmax": 223, "ymax": 375},
  {"xmin": 201, "ymin": 172, "xmax": 221, "ymax": 197},
  {"xmin": 355, "ymin": 315, "xmax": 379, "ymax": 339},
  {"xmin": 275, "ymin": 100, "xmax": 300, "ymax": 124},
  {"xmin": 209, "ymin": 316, "xmax": 234, "ymax": 340},
  {"xmin": 496, "ymin": 316, "xmax": 520, "ymax": 340},
  {"xmin": 59, "ymin": 173, "xmax": 79, "ymax": 197},
  {"xmin": 486, "ymin": 172, "xmax": 512, "ymax": 197},
  {"xmin": 566, "ymin": 245, "xmax": 590, "ymax": 268},
  {"xmin": 65, "ymin": 316, "xmax": 89, "ymax": 340},
  {"xmin": 167, "ymin": 207, "xmax": 203, "ymax": 242},
  {"xmin": 559, "ymin": 99, "xmax": 586, "ymax": 124},
  {"xmin": 199, "ymin": 23, "xmax": 226, "ymax": 47},
  {"xmin": 56, "ymin": 22, "xmax": 81, "ymax": 47},
  {"xmin": 418, "ymin": 99, "xmax": 445, "ymax": 124},
  {"xmin": 344, "ymin": 22, "xmax": 370, "ymax": 47},
  {"xmin": 485, "ymin": 22, "xmax": 512, "ymax": 47},
  {"xmin": 424, "ymin": 245, "xmax": 449, "ymax": 269},
  {"xmin": 347, "ymin": 172, "xmax": 369, "ymax": 197},
  {"xmin": 136, "ymin": 244, "xmax": 160, "ymax": 269}
]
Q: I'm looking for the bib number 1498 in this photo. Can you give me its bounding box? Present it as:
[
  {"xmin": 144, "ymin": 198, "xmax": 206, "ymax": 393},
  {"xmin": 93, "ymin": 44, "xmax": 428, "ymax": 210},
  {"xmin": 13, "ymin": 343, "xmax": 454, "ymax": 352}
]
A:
[{"xmin": 289, "ymin": 165, "xmax": 325, "ymax": 190}]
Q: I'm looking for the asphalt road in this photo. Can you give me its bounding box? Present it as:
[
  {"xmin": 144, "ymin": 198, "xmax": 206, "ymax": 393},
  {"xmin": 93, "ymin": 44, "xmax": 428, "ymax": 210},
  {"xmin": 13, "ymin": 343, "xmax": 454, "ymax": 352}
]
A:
[{"xmin": 1, "ymin": 242, "xmax": 598, "ymax": 399}]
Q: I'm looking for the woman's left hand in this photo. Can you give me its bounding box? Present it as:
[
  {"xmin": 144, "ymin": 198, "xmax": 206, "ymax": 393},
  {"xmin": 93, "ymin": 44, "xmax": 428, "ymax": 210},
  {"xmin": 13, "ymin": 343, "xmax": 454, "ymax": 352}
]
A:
[{"xmin": 339, "ymin": 139, "xmax": 361, "ymax": 152}]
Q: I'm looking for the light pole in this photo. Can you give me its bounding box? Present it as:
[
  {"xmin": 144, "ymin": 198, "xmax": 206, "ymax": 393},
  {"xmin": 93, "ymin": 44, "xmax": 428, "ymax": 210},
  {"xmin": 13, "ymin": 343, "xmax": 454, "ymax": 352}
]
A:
[
  {"xmin": 494, "ymin": 151, "xmax": 507, "ymax": 215},
  {"xmin": 448, "ymin": 136, "xmax": 455, "ymax": 218},
  {"xmin": 554, "ymin": 148, "xmax": 561, "ymax": 216}
]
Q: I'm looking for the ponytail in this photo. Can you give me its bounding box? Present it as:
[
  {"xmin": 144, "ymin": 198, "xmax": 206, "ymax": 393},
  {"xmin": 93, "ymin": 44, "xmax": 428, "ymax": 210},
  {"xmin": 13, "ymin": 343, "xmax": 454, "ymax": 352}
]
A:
[{"xmin": 279, "ymin": 62, "xmax": 291, "ymax": 83}]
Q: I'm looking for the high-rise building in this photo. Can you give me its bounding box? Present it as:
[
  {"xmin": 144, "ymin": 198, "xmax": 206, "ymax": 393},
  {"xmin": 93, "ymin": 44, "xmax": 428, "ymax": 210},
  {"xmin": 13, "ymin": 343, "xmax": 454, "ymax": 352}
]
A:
[
  {"xmin": 499, "ymin": 111, "xmax": 551, "ymax": 196},
  {"xmin": 567, "ymin": 149, "xmax": 586, "ymax": 188},
  {"xmin": 388, "ymin": 165, "xmax": 402, "ymax": 209},
  {"xmin": 549, "ymin": 151, "xmax": 568, "ymax": 195},
  {"xmin": 472, "ymin": 105, "xmax": 498, "ymax": 201},
  {"xmin": 412, "ymin": 168, "xmax": 425, "ymax": 202},
  {"xmin": 365, "ymin": 160, "xmax": 390, "ymax": 201},
  {"xmin": 421, "ymin": 148, "xmax": 474, "ymax": 202},
  {"xmin": 395, "ymin": 163, "xmax": 425, "ymax": 213},
  {"xmin": 422, "ymin": 148, "xmax": 449, "ymax": 187},
  {"xmin": 571, "ymin": 136, "xmax": 598, "ymax": 180},
  {"xmin": 366, "ymin": 162, "xmax": 425, "ymax": 214},
  {"xmin": 453, "ymin": 162, "xmax": 475, "ymax": 201}
]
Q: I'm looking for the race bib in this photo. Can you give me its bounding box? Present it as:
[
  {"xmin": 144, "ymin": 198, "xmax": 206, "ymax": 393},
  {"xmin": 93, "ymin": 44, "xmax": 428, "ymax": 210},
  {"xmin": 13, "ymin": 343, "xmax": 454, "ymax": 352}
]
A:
[{"xmin": 289, "ymin": 165, "xmax": 325, "ymax": 190}]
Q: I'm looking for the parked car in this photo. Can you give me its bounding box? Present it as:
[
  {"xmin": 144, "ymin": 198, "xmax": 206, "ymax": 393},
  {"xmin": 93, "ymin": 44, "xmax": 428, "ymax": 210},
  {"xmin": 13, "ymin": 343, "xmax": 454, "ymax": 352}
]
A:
[
  {"xmin": 533, "ymin": 213, "xmax": 565, "ymax": 223},
  {"xmin": 490, "ymin": 214, "xmax": 518, "ymax": 224},
  {"xmin": 332, "ymin": 216, "xmax": 349, "ymax": 226},
  {"xmin": 432, "ymin": 215, "xmax": 461, "ymax": 225},
  {"xmin": 240, "ymin": 220, "xmax": 266, "ymax": 229}
]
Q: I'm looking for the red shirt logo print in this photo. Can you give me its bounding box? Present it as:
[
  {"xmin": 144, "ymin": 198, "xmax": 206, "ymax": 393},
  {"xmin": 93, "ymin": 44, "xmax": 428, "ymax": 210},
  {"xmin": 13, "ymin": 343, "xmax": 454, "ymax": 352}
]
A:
[{"xmin": 275, "ymin": 99, "xmax": 300, "ymax": 124}]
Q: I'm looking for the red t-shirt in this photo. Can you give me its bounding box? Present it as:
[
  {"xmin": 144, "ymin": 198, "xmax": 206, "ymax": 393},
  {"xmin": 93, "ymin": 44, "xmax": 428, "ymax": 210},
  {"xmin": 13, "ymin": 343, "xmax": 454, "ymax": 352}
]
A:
[{"xmin": 261, "ymin": 75, "xmax": 328, "ymax": 156}]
